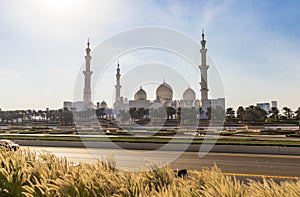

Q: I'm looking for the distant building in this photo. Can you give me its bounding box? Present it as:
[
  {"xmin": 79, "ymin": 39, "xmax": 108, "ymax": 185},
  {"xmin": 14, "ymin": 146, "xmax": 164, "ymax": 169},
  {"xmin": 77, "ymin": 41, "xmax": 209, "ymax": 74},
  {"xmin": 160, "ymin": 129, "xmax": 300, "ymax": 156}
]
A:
[
  {"xmin": 63, "ymin": 101, "xmax": 72, "ymax": 110},
  {"xmin": 63, "ymin": 101, "xmax": 92, "ymax": 111},
  {"xmin": 257, "ymin": 101, "xmax": 278, "ymax": 113},
  {"xmin": 201, "ymin": 98, "xmax": 225, "ymax": 118},
  {"xmin": 257, "ymin": 103, "xmax": 271, "ymax": 113},
  {"xmin": 271, "ymin": 101, "xmax": 278, "ymax": 108}
]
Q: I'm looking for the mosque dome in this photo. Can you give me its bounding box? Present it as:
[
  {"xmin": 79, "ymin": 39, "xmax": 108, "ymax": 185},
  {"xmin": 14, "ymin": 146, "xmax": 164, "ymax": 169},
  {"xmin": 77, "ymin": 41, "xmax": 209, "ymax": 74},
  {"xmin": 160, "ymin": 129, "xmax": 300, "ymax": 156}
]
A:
[
  {"xmin": 156, "ymin": 82, "xmax": 173, "ymax": 100},
  {"xmin": 100, "ymin": 100, "xmax": 108, "ymax": 108},
  {"xmin": 134, "ymin": 87, "xmax": 147, "ymax": 100},
  {"xmin": 183, "ymin": 87, "xmax": 196, "ymax": 101}
]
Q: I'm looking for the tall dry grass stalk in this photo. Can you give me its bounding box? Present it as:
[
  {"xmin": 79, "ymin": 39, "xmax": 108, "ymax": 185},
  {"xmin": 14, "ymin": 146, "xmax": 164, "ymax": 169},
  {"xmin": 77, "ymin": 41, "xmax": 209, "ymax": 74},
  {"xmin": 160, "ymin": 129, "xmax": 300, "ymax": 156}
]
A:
[{"xmin": 0, "ymin": 147, "xmax": 299, "ymax": 197}]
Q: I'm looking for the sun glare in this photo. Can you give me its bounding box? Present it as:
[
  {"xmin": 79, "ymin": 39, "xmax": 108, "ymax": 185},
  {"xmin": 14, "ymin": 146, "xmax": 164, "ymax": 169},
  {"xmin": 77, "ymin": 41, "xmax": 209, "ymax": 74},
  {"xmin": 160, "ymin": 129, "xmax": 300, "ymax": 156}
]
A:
[
  {"xmin": 27, "ymin": 0, "xmax": 117, "ymax": 23},
  {"xmin": 30, "ymin": 0, "xmax": 84, "ymax": 18}
]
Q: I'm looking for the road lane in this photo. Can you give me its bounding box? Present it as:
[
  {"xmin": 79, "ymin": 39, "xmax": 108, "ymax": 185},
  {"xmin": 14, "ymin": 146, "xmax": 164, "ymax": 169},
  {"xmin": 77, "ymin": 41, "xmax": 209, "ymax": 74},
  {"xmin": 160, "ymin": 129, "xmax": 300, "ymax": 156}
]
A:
[{"xmin": 22, "ymin": 146, "xmax": 300, "ymax": 178}]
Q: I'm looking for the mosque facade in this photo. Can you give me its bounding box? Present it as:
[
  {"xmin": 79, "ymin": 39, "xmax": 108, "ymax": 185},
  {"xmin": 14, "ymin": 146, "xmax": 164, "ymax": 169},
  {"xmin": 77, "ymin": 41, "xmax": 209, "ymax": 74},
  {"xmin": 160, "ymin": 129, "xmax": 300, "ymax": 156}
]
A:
[
  {"xmin": 112, "ymin": 68, "xmax": 202, "ymax": 113},
  {"xmin": 111, "ymin": 31, "xmax": 224, "ymax": 118},
  {"xmin": 64, "ymin": 31, "xmax": 225, "ymax": 119}
]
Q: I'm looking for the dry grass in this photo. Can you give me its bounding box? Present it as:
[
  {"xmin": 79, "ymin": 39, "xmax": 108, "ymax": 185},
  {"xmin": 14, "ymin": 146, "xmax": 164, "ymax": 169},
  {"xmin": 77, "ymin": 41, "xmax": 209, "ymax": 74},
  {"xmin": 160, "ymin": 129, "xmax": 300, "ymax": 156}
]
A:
[{"xmin": 0, "ymin": 148, "xmax": 299, "ymax": 197}]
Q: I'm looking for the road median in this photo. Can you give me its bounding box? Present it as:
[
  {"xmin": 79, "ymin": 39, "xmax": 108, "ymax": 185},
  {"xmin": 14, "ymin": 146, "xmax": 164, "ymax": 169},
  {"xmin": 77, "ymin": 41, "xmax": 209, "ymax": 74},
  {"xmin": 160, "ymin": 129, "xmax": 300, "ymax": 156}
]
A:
[{"xmin": 14, "ymin": 139, "xmax": 300, "ymax": 155}]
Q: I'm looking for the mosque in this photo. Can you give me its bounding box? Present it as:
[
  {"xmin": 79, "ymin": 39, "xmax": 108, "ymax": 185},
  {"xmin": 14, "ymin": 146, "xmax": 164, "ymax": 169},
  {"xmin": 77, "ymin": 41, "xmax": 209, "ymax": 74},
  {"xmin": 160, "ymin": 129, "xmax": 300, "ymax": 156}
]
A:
[
  {"xmin": 112, "ymin": 65, "xmax": 201, "ymax": 112},
  {"xmin": 64, "ymin": 31, "xmax": 225, "ymax": 119}
]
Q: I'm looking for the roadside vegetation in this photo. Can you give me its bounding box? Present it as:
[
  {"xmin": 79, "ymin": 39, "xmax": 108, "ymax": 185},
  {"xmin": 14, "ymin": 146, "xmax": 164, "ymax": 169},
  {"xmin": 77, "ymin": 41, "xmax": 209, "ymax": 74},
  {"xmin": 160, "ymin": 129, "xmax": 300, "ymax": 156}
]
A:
[
  {"xmin": 1, "ymin": 105, "xmax": 300, "ymax": 143},
  {"xmin": 0, "ymin": 148, "xmax": 299, "ymax": 197},
  {"xmin": 2, "ymin": 135, "xmax": 300, "ymax": 147},
  {"xmin": 0, "ymin": 105, "xmax": 299, "ymax": 127},
  {"xmin": 225, "ymin": 106, "xmax": 300, "ymax": 123}
]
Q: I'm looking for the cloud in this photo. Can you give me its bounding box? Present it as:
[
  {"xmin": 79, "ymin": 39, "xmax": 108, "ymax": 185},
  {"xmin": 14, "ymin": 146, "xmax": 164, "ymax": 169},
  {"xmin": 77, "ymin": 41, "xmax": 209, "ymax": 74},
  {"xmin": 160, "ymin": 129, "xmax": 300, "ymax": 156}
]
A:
[
  {"xmin": 0, "ymin": 70, "xmax": 19, "ymax": 80},
  {"xmin": 202, "ymin": 0, "xmax": 232, "ymax": 28}
]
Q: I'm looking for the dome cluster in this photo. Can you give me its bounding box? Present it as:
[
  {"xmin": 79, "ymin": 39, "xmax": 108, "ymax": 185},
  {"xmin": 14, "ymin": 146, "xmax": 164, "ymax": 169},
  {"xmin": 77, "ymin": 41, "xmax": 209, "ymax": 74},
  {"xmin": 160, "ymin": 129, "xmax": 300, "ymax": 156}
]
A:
[{"xmin": 133, "ymin": 82, "xmax": 196, "ymax": 102}]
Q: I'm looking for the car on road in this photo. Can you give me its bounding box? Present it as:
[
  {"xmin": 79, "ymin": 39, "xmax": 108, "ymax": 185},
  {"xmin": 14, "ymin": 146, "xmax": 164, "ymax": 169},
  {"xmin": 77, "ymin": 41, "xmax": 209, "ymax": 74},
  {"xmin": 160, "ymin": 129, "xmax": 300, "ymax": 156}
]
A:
[{"xmin": 0, "ymin": 139, "xmax": 20, "ymax": 151}]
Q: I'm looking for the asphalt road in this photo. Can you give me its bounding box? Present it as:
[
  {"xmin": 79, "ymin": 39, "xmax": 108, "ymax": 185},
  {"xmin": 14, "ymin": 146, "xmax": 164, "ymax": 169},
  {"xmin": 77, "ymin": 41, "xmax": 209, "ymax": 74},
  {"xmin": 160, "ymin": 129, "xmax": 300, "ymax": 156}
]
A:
[{"xmin": 23, "ymin": 146, "xmax": 300, "ymax": 180}]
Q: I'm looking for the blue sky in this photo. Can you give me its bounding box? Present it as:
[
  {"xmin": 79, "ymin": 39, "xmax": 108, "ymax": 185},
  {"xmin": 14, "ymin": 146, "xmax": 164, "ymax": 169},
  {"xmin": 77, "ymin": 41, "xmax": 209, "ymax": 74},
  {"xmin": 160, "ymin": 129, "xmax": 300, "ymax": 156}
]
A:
[{"xmin": 0, "ymin": 0, "xmax": 299, "ymax": 111}]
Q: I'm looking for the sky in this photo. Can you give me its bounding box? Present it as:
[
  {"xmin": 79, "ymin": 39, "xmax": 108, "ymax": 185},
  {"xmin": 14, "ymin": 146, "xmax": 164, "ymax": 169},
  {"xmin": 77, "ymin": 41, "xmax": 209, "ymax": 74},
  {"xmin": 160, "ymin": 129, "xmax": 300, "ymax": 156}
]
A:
[{"xmin": 0, "ymin": 0, "xmax": 300, "ymax": 111}]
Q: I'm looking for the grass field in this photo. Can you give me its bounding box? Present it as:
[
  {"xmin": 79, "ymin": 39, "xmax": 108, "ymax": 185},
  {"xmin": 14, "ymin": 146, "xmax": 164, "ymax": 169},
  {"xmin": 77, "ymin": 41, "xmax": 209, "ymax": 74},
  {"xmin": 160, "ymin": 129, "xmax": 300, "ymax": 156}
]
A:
[{"xmin": 0, "ymin": 148, "xmax": 299, "ymax": 196}]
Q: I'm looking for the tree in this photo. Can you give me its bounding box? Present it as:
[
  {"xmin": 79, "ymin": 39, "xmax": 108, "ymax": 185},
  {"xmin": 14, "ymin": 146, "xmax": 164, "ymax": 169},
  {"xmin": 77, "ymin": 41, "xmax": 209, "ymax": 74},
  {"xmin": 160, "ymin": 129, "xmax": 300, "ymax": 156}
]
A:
[
  {"xmin": 58, "ymin": 109, "xmax": 63, "ymax": 125},
  {"xmin": 226, "ymin": 108, "xmax": 235, "ymax": 119},
  {"xmin": 211, "ymin": 106, "xmax": 225, "ymax": 121},
  {"xmin": 236, "ymin": 106, "xmax": 244, "ymax": 121},
  {"xmin": 198, "ymin": 108, "xmax": 203, "ymax": 120},
  {"xmin": 45, "ymin": 108, "xmax": 49, "ymax": 123},
  {"xmin": 225, "ymin": 108, "xmax": 235, "ymax": 130},
  {"xmin": 63, "ymin": 108, "xmax": 74, "ymax": 125},
  {"xmin": 96, "ymin": 108, "xmax": 106, "ymax": 119},
  {"xmin": 241, "ymin": 105, "xmax": 267, "ymax": 122},
  {"xmin": 181, "ymin": 107, "xmax": 198, "ymax": 125},
  {"xmin": 136, "ymin": 107, "xmax": 148, "ymax": 120},
  {"xmin": 166, "ymin": 107, "xmax": 176, "ymax": 119},
  {"xmin": 129, "ymin": 108, "xmax": 137, "ymax": 120},
  {"xmin": 177, "ymin": 107, "xmax": 181, "ymax": 120},
  {"xmin": 206, "ymin": 107, "xmax": 212, "ymax": 120},
  {"xmin": 269, "ymin": 107, "xmax": 279, "ymax": 122},
  {"xmin": 149, "ymin": 107, "xmax": 166, "ymax": 119},
  {"xmin": 129, "ymin": 107, "xmax": 148, "ymax": 121},
  {"xmin": 295, "ymin": 107, "xmax": 300, "ymax": 120},
  {"xmin": 206, "ymin": 106, "xmax": 225, "ymax": 121},
  {"xmin": 282, "ymin": 107, "xmax": 293, "ymax": 119},
  {"xmin": 116, "ymin": 110, "xmax": 130, "ymax": 124},
  {"xmin": 295, "ymin": 107, "xmax": 300, "ymax": 130}
]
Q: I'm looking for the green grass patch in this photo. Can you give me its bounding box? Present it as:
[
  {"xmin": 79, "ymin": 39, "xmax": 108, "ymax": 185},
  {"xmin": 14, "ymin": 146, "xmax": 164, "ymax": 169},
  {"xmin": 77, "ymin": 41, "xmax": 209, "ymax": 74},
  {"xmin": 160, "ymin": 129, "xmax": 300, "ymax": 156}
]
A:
[{"xmin": 1, "ymin": 135, "xmax": 300, "ymax": 147}]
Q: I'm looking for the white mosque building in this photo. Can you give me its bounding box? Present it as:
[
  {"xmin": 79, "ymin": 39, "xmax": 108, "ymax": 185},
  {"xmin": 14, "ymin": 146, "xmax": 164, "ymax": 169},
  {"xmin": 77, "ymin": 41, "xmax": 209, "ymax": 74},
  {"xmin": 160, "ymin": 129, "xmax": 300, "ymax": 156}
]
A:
[
  {"xmin": 112, "ymin": 73, "xmax": 201, "ymax": 112},
  {"xmin": 111, "ymin": 31, "xmax": 224, "ymax": 118},
  {"xmin": 64, "ymin": 31, "xmax": 225, "ymax": 119}
]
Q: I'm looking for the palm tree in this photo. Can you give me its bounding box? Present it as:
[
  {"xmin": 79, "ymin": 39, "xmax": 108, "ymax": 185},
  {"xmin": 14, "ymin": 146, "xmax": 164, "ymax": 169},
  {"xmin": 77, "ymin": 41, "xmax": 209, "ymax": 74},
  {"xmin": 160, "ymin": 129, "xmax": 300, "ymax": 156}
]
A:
[
  {"xmin": 226, "ymin": 108, "xmax": 235, "ymax": 118},
  {"xmin": 270, "ymin": 107, "xmax": 279, "ymax": 122},
  {"xmin": 96, "ymin": 108, "xmax": 106, "ymax": 119},
  {"xmin": 283, "ymin": 107, "xmax": 293, "ymax": 119},
  {"xmin": 295, "ymin": 107, "xmax": 300, "ymax": 130},
  {"xmin": 241, "ymin": 106, "xmax": 267, "ymax": 122},
  {"xmin": 58, "ymin": 109, "xmax": 63, "ymax": 125},
  {"xmin": 63, "ymin": 108, "xmax": 74, "ymax": 125},
  {"xmin": 295, "ymin": 107, "xmax": 300, "ymax": 119},
  {"xmin": 135, "ymin": 107, "xmax": 147, "ymax": 120},
  {"xmin": 225, "ymin": 108, "xmax": 235, "ymax": 131},
  {"xmin": 166, "ymin": 106, "xmax": 176, "ymax": 119},
  {"xmin": 129, "ymin": 108, "xmax": 137, "ymax": 121},
  {"xmin": 45, "ymin": 108, "xmax": 49, "ymax": 123},
  {"xmin": 176, "ymin": 107, "xmax": 181, "ymax": 120},
  {"xmin": 236, "ymin": 106, "xmax": 244, "ymax": 121}
]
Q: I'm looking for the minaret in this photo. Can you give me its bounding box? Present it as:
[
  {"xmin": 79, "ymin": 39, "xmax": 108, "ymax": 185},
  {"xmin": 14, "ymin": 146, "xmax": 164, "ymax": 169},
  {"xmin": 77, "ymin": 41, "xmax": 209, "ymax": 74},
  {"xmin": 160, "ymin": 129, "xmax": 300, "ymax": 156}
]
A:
[
  {"xmin": 83, "ymin": 39, "xmax": 93, "ymax": 103},
  {"xmin": 199, "ymin": 30, "xmax": 209, "ymax": 101},
  {"xmin": 115, "ymin": 62, "xmax": 121, "ymax": 103}
]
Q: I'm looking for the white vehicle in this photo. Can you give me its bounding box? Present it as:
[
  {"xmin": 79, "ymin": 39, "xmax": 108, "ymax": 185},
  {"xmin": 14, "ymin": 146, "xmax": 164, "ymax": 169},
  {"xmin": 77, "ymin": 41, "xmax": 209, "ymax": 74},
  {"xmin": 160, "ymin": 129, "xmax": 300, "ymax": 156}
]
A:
[{"xmin": 0, "ymin": 139, "xmax": 20, "ymax": 151}]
